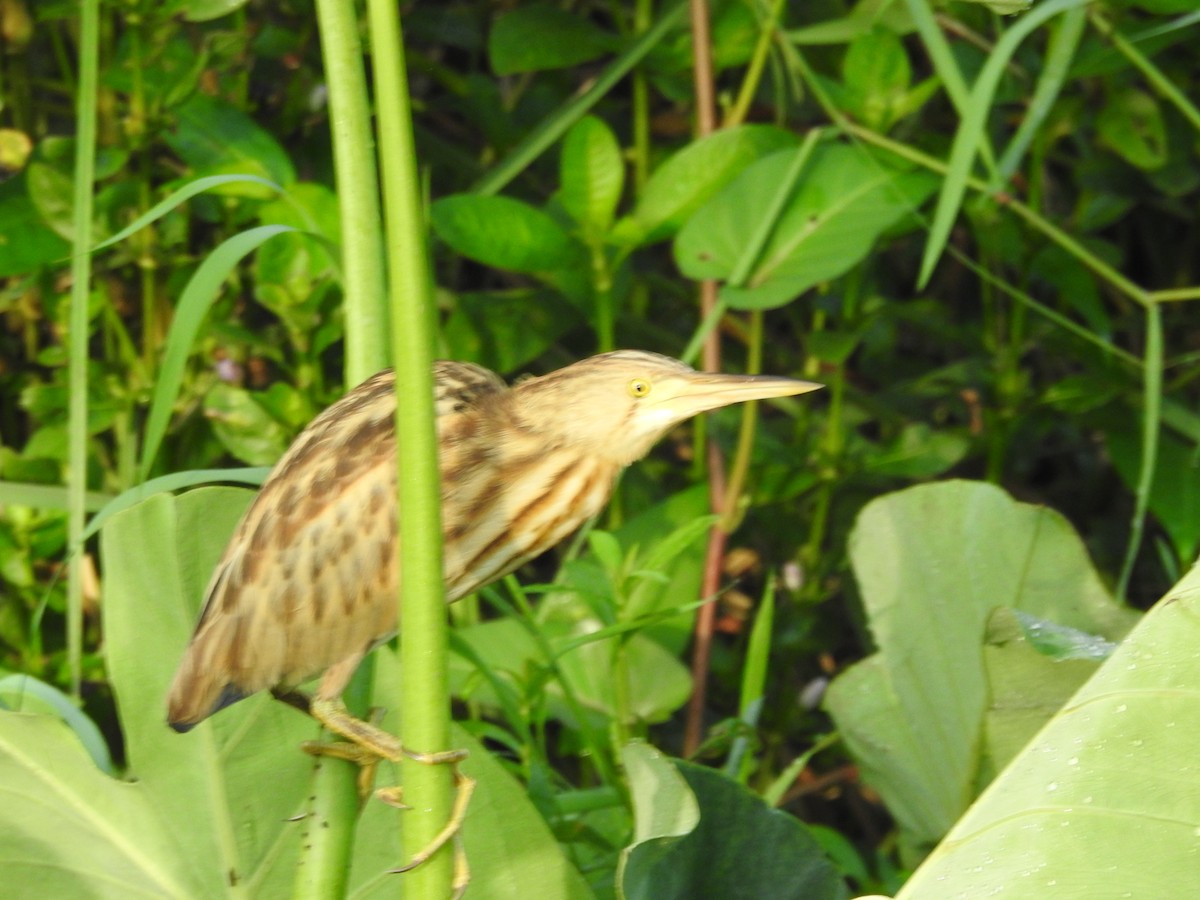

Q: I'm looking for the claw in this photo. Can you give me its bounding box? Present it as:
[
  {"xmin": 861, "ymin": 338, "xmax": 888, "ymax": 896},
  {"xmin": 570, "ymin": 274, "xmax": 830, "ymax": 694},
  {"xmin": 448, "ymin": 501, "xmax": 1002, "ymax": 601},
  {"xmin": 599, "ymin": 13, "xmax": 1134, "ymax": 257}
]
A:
[{"xmin": 299, "ymin": 696, "xmax": 473, "ymax": 890}]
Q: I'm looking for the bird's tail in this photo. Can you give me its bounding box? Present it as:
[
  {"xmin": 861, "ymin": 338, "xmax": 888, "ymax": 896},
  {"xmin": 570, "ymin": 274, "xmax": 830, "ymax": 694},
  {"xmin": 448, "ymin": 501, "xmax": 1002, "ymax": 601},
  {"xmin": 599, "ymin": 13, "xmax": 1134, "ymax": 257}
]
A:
[{"xmin": 165, "ymin": 637, "xmax": 248, "ymax": 732}]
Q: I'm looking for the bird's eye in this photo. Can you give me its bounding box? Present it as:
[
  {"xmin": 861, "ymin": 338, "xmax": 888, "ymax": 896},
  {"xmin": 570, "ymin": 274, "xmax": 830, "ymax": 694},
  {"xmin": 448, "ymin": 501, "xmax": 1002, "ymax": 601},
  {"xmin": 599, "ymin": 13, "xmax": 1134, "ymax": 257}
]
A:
[{"xmin": 628, "ymin": 378, "xmax": 652, "ymax": 398}]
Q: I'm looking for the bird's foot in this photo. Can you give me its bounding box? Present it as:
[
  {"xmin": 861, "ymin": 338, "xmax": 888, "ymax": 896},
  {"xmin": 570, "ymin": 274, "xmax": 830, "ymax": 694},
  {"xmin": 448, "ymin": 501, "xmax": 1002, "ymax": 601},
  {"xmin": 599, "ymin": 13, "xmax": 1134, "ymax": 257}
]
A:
[
  {"xmin": 302, "ymin": 696, "xmax": 474, "ymax": 895},
  {"xmin": 387, "ymin": 764, "xmax": 476, "ymax": 900}
]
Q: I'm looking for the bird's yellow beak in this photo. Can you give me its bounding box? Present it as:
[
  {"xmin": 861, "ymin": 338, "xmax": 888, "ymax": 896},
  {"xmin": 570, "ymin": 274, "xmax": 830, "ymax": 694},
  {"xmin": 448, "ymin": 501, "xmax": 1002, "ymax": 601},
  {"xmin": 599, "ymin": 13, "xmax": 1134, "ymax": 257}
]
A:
[{"xmin": 658, "ymin": 372, "xmax": 823, "ymax": 420}]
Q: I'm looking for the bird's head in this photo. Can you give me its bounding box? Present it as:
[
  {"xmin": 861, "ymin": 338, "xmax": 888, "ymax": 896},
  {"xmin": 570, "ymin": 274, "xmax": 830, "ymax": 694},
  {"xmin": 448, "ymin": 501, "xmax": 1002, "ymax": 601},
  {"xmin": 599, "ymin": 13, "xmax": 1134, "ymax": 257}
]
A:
[{"xmin": 511, "ymin": 350, "xmax": 822, "ymax": 466}]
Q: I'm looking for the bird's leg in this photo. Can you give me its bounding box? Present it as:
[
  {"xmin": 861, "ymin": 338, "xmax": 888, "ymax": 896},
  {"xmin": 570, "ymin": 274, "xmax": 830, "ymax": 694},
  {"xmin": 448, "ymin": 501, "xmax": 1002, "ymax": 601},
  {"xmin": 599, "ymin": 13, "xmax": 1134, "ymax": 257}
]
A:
[
  {"xmin": 389, "ymin": 764, "xmax": 476, "ymax": 900},
  {"xmin": 284, "ymin": 685, "xmax": 474, "ymax": 891}
]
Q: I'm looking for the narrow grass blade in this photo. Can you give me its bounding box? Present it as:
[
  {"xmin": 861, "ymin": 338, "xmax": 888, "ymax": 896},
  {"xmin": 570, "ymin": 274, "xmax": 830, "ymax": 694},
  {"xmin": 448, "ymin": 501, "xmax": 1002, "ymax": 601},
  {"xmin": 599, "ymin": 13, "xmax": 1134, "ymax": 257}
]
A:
[
  {"xmin": 90, "ymin": 174, "xmax": 282, "ymax": 253},
  {"xmin": 137, "ymin": 224, "xmax": 295, "ymax": 481},
  {"xmin": 917, "ymin": 0, "xmax": 1091, "ymax": 288}
]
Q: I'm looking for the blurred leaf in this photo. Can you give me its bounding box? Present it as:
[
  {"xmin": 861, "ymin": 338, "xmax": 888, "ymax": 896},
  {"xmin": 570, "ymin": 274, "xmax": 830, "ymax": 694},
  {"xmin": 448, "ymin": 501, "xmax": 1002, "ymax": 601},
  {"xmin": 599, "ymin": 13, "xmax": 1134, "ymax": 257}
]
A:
[
  {"xmin": 0, "ymin": 175, "xmax": 70, "ymax": 275},
  {"xmin": 1098, "ymin": 89, "xmax": 1168, "ymax": 170},
  {"xmin": 1123, "ymin": 0, "xmax": 1200, "ymax": 9},
  {"xmin": 620, "ymin": 754, "xmax": 847, "ymax": 900},
  {"xmin": 709, "ymin": 1, "xmax": 758, "ymax": 69},
  {"xmin": 825, "ymin": 481, "xmax": 1139, "ymax": 856},
  {"xmin": 622, "ymin": 513, "xmax": 716, "ymax": 621},
  {"xmin": 0, "ymin": 489, "xmax": 593, "ymax": 898},
  {"xmin": 964, "ymin": 0, "xmax": 1031, "ymax": 12},
  {"xmin": 0, "ymin": 128, "xmax": 33, "ymax": 171},
  {"xmin": 587, "ymin": 529, "xmax": 626, "ymax": 581},
  {"xmin": 103, "ymin": 32, "xmax": 210, "ymax": 110},
  {"xmin": 1107, "ymin": 425, "xmax": 1200, "ymax": 564},
  {"xmin": 1029, "ymin": 244, "xmax": 1111, "ymax": 339},
  {"xmin": 841, "ymin": 29, "xmax": 913, "ymax": 131},
  {"xmin": 0, "ymin": 713, "xmax": 225, "ymax": 897},
  {"xmin": 807, "ymin": 329, "xmax": 862, "ymax": 366},
  {"xmin": 165, "ymin": 92, "xmax": 296, "ymax": 190},
  {"xmin": 0, "ymin": 674, "xmax": 113, "ymax": 773},
  {"xmin": 0, "ymin": 487, "xmax": 306, "ymax": 897},
  {"xmin": 560, "ymin": 116, "xmax": 624, "ymax": 238},
  {"xmin": 174, "ymin": 0, "xmax": 252, "ymax": 22},
  {"xmin": 251, "ymin": 382, "xmax": 310, "ymax": 431},
  {"xmin": 0, "ymin": 527, "xmax": 33, "ymax": 587},
  {"xmin": 620, "ymin": 741, "xmax": 698, "ymax": 859},
  {"xmin": 978, "ymin": 608, "xmax": 1103, "ymax": 784},
  {"xmin": 898, "ymin": 562, "xmax": 1200, "ymax": 898},
  {"xmin": 431, "ymin": 194, "xmax": 583, "ymax": 272},
  {"xmin": 489, "ymin": 4, "xmax": 615, "ymax": 74},
  {"xmin": 441, "ymin": 289, "xmax": 582, "ymax": 374},
  {"xmin": 790, "ymin": 0, "xmax": 914, "ymax": 45},
  {"xmin": 561, "ymin": 631, "xmax": 691, "ymax": 723},
  {"xmin": 92, "ymin": 173, "xmax": 284, "ymax": 253},
  {"xmin": 675, "ymin": 145, "xmax": 937, "ymax": 309},
  {"xmin": 25, "ymin": 159, "xmax": 76, "ymax": 241},
  {"xmin": 204, "ymin": 383, "xmax": 290, "ymax": 466},
  {"xmin": 541, "ymin": 486, "xmax": 711, "ymax": 654},
  {"xmin": 254, "ymin": 182, "xmax": 340, "ymax": 298},
  {"xmin": 614, "ymin": 125, "xmax": 797, "ymax": 245},
  {"xmin": 861, "ymin": 424, "xmax": 970, "ymax": 479},
  {"xmin": 451, "ymin": 616, "xmax": 692, "ymax": 726},
  {"xmin": 79, "ymin": 467, "xmax": 269, "ymax": 543},
  {"xmin": 0, "ymin": 480, "xmax": 110, "ymax": 513}
]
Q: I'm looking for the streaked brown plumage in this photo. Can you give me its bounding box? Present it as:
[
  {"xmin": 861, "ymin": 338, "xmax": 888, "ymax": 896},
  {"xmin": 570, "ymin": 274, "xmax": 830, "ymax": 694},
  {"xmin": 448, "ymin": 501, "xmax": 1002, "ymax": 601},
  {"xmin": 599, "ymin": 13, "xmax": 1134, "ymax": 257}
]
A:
[{"xmin": 166, "ymin": 350, "xmax": 820, "ymax": 736}]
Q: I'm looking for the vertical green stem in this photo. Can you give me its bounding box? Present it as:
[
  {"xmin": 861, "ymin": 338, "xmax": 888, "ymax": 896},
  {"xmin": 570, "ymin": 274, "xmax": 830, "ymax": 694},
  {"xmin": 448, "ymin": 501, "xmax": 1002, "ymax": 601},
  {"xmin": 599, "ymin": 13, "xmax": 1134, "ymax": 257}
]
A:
[
  {"xmin": 296, "ymin": 2, "xmax": 392, "ymax": 895},
  {"xmin": 719, "ymin": 310, "xmax": 766, "ymax": 534},
  {"xmin": 127, "ymin": 17, "xmax": 160, "ymax": 368},
  {"xmin": 726, "ymin": 0, "xmax": 784, "ymax": 128},
  {"xmin": 315, "ymin": 0, "xmax": 389, "ymax": 384},
  {"xmin": 66, "ymin": 0, "xmax": 100, "ymax": 700},
  {"xmin": 369, "ymin": 2, "xmax": 456, "ymax": 897},
  {"xmin": 591, "ymin": 243, "xmax": 615, "ymax": 352},
  {"xmin": 630, "ymin": 0, "xmax": 652, "ymax": 192},
  {"xmin": 1117, "ymin": 303, "xmax": 1163, "ymax": 601}
]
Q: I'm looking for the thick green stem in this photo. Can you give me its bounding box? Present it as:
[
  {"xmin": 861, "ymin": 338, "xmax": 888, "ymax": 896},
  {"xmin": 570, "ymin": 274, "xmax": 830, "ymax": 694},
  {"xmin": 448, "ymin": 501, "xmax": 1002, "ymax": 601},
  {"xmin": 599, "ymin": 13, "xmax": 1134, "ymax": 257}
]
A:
[
  {"xmin": 316, "ymin": 0, "xmax": 388, "ymax": 383},
  {"xmin": 66, "ymin": 0, "xmax": 100, "ymax": 700},
  {"xmin": 296, "ymin": 1, "xmax": 392, "ymax": 895},
  {"xmin": 370, "ymin": 2, "xmax": 456, "ymax": 896}
]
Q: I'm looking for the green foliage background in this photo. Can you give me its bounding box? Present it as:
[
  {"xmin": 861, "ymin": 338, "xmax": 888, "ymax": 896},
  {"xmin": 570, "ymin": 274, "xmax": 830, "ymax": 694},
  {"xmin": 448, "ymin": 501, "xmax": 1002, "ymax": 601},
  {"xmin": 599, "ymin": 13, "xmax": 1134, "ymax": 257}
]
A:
[{"xmin": 1, "ymin": 0, "xmax": 1198, "ymax": 896}]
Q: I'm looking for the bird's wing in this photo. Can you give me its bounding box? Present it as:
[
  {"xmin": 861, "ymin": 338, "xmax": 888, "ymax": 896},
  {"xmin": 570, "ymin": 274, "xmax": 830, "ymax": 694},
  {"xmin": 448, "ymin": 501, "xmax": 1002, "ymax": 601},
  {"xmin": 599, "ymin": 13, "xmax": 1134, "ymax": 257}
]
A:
[{"xmin": 166, "ymin": 363, "xmax": 506, "ymax": 728}]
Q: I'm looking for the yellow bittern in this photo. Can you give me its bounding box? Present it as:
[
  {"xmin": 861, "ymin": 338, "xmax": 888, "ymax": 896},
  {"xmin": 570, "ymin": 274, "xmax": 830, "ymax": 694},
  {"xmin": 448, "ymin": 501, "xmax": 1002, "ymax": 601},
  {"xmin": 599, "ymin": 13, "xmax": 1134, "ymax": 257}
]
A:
[{"xmin": 166, "ymin": 350, "xmax": 820, "ymax": 874}]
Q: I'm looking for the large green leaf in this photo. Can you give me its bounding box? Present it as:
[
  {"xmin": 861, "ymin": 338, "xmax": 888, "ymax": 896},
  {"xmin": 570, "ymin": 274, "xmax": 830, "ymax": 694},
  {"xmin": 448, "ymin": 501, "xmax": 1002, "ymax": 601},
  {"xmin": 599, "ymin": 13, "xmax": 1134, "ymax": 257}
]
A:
[
  {"xmin": 441, "ymin": 289, "xmax": 583, "ymax": 375},
  {"xmin": 0, "ymin": 489, "xmax": 593, "ymax": 898},
  {"xmin": 977, "ymin": 608, "xmax": 1105, "ymax": 786},
  {"xmin": 619, "ymin": 746, "xmax": 846, "ymax": 900},
  {"xmin": 203, "ymin": 383, "xmax": 292, "ymax": 465},
  {"xmin": 1107, "ymin": 425, "xmax": 1200, "ymax": 565},
  {"xmin": 674, "ymin": 144, "xmax": 937, "ymax": 310},
  {"xmin": 0, "ymin": 714, "xmax": 209, "ymax": 898},
  {"xmin": 560, "ymin": 115, "xmax": 624, "ymax": 238},
  {"xmin": 0, "ymin": 174, "xmax": 71, "ymax": 276},
  {"xmin": 613, "ymin": 125, "xmax": 797, "ymax": 246},
  {"xmin": 825, "ymin": 481, "xmax": 1138, "ymax": 856},
  {"xmin": 431, "ymin": 194, "xmax": 584, "ymax": 273},
  {"xmin": 488, "ymin": 4, "xmax": 615, "ymax": 75},
  {"xmin": 898, "ymin": 559, "xmax": 1200, "ymax": 898},
  {"xmin": 165, "ymin": 92, "xmax": 296, "ymax": 191}
]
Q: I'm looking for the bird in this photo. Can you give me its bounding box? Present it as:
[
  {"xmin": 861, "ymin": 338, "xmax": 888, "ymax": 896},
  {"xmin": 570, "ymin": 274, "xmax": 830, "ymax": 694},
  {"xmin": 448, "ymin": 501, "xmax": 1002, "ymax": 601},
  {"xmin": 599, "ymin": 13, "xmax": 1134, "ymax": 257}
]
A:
[
  {"xmin": 165, "ymin": 350, "xmax": 820, "ymax": 870},
  {"xmin": 167, "ymin": 349, "xmax": 819, "ymax": 735}
]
